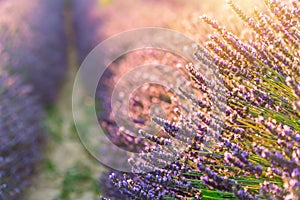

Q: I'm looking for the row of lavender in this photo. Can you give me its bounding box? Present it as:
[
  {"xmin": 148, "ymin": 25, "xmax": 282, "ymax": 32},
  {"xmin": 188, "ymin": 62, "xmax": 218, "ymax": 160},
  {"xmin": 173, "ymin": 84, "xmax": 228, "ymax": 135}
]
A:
[
  {"xmin": 0, "ymin": 72, "xmax": 45, "ymax": 199},
  {"xmin": 73, "ymin": 0, "xmax": 102, "ymax": 64},
  {"xmin": 73, "ymin": 0, "xmax": 300, "ymax": 199},
  {"xmin": 0, "ymin": 0, "xmax": 67, "ymax": 104},
  {"xmin": 0, "ymin": 0, "xmax": 66, "ymax": 199}
]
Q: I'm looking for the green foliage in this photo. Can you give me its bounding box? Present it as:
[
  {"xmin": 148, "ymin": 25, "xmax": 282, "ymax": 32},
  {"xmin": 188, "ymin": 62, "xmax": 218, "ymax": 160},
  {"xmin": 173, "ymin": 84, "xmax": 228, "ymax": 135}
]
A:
[{"xmin": 54, "ymin": 163, "xmax": 100, "ymax": 200}]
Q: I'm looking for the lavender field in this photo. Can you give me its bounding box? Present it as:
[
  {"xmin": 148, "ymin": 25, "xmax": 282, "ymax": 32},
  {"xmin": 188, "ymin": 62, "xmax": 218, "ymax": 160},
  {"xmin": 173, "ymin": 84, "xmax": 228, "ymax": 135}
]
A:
[{"xmin": 0, "ymin": 0, "xmax": 299, "ymax": 200}]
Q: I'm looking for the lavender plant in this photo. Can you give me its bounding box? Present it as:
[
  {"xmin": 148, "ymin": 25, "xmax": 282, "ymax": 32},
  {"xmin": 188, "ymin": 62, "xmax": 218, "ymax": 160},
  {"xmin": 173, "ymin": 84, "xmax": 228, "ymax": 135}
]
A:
[
  {"xmin": 0, "ymin": 0, "xmax": 67, "ymax": 104},
  {"xmin": 0, "ymin": 71, "xmax": 45, "ymax": 199},
  {"xmin": 102, "ymin": 0, "xmax": 300, "ymax": 199}
]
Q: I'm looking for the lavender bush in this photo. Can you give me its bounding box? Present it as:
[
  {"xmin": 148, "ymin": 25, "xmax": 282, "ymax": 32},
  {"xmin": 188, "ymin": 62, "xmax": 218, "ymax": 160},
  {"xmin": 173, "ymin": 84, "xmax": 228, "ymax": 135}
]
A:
[
  {"xmin": 99, "ymin": 0, "xmax": 300, "ymax": 199},
  {"xmin": 0, "ymin": 71, "xmax": 45, "ymax": 199},
  {"xmin": 0, "ymin": 0, "xmax": 67, "ymax": 104}
]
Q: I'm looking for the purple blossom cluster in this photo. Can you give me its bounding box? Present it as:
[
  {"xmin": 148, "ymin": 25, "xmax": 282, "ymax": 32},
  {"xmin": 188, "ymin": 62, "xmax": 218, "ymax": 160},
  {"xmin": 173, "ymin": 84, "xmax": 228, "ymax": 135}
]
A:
[
  {"xmin": 72, "ymin": 0, "xmax": 299, "ymax": 199},
  {"xmin": 0, "ymin": 72, "xmax": 45, "ymax": 199},
  {"xmin": 96, "ymin": 0, "xmax": 300, "ymax": 199},
  {"xmin": 0, "ymin": 0, "xmax": 67, "ymax": 104}
]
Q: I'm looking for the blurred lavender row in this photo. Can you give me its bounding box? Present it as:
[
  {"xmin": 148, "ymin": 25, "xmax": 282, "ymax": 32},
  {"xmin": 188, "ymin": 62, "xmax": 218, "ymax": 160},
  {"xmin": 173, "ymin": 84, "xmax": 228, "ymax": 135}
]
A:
[
  {"xmin": 0, "ymin": 0, "xmax": 67, "ymax": 104},
  {"xmin": 73, "ymin": 0, "xmax": 102, "ymax": 63},
  {"xmin": 0, "ymin": 72, "xmax": 46, "ymax": 199},
  {"xmin": 0, "ymin": 0, "xmax": 67, "ymax": 199}
]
